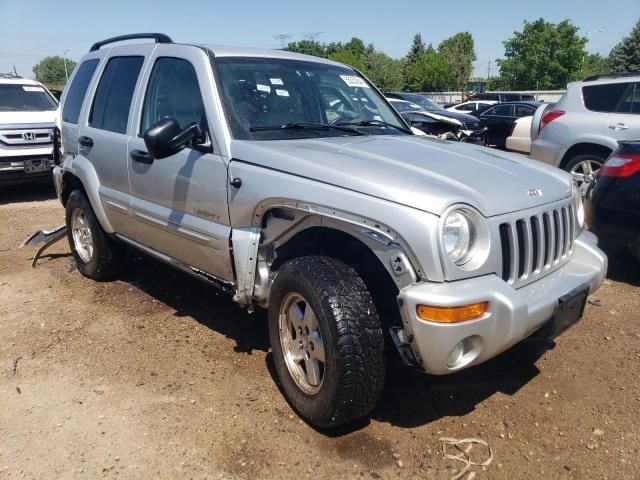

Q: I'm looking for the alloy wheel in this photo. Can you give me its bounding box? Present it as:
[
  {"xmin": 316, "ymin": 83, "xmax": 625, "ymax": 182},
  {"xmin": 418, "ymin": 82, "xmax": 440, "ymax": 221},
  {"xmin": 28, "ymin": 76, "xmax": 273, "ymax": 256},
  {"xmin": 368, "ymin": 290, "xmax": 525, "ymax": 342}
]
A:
[{"xmin": 278, "ymin": 292, "xmax": 325, "ymax": 395}]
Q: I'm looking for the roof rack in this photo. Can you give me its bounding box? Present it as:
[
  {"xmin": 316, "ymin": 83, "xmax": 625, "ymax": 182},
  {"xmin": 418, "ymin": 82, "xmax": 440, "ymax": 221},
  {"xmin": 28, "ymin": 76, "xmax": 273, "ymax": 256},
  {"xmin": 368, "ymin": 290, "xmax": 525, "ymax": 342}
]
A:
[
  {"xmin": 90, "ymin": 33, "xmax": 173, "ymax": 52},
  {"xmin": 583, "ymin": 71, "xmax": 639, "ymax": 82}
]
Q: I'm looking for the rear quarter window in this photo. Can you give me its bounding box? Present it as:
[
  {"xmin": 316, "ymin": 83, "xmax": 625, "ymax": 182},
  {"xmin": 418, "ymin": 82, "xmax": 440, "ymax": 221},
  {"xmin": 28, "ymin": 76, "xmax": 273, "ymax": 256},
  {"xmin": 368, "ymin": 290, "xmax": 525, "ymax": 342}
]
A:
[
  {"xmin": 583, "ymin": 83, "xmax": 631, "ymax": 113},
  {"xmin": 61, "ymin": 59, "xmax": 99, "ymax": 123}
]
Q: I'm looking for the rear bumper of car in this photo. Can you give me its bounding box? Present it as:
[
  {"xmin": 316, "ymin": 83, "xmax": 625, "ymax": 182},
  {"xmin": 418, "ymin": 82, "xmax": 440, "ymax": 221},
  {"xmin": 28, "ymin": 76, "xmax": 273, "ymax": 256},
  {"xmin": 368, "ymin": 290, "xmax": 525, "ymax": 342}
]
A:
[
  {"xmin": 585, "ymin": 198, "xmax": 640, "ymax": 259},
  {"xmin": 398, "ymin": 230, "xmax": 607, "ymax": 375},
  {"xmin": 530, "ymin": 139, "xmax": 564, "ymax": 167}
]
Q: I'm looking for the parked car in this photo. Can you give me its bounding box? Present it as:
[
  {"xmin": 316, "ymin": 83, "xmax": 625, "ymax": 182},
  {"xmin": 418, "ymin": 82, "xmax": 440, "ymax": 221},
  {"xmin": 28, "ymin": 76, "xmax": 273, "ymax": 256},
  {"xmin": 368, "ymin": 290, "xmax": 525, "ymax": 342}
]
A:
[
  {"xmin": 49, "ymin": 89, "xmax": 63, "ymax": 101},
  {"xmin": 506, "ymin": 116, "xmax": 533, "ymax": 154},
  {"xmin": 471, "ymin": 92, "xmax": 536, "ymax": 102},
  {"xmin": 0, "ymin": 75, "xmax": 59, "ymax": 184},
  {"xmin": 54, "ymin": 33, "xmax": 606, "ymax": 428},
  {"xmin": 384, "ymin": 91, "xmax": 485, "ymax": 126},
  {"xmin": 530, "ymin": 73, "xmax": 640, "ymax": 193},
  {"xmin": 447, "ymin": 100, "xmax": 498, "ymax": 115},
  {"xmin": 478, "ymin": 101, "xmax": 541, "ymax": 148},
  {"xmin": 387, "ymin": 98, "xmax": 486, "ymax": 143},
  {"xmin": 585, "ymin": 140, "xmax": 640, "ymax": 261}
]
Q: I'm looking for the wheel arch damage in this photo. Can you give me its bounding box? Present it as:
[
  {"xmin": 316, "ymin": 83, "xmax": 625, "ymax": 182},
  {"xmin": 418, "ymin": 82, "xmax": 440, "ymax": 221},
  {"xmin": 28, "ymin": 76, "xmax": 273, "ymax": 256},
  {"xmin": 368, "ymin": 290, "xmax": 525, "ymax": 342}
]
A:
[
  {"xmin": 59, "ymin": 157, "xmax": 114, "ymax": 233},
  {"xmin": 232, "ymin": 200, "xmax": 420, "ymax": 313}
]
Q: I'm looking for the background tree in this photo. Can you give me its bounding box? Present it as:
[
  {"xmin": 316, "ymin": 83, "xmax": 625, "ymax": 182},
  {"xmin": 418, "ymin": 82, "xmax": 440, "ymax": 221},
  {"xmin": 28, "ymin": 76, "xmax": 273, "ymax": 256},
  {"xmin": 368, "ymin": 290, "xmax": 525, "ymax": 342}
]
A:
[
  {"xmin": 286, "ymin": 40, "xmax": 326, "ymax": 58},
  {"xmin": 403, "ymin": 33, "xmax": 426, "ymax": 89},
  {"xmin": 326, "ymin": 37, "xmax": 370, "ymax": 73},
  {"xmin": 365, "ymin": 51, "xmax": 404, "ymax": 91},
  {"xmin": 494, "ymin": 19, "xmax": 586, "ymax": 90},
  {"xmin": 406, "ymin": 33, "xmax": 426, "ymax": 65},
  {"xmin": 582, "ymin": 53, "xmax": 610, "ymax": 79},
  {"xmin": 404, "ymin": 51, "xmax": 454, "ymax": 92},
  {"xmin": 33, "ymin": 56, "xmax": 76, "ymax": 85},
  {"xmin": 608, "ymin": 19, "xmax": 640, "ymax": 73},
  {"xmin": 438, "ymin": 32, "xmax": 476, "ymax": 93}
]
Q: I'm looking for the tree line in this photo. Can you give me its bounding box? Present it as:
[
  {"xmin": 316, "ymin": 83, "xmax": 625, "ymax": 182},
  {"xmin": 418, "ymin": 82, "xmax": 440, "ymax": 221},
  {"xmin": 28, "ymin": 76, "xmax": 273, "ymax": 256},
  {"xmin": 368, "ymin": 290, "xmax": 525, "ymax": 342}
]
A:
[
  {"xmin": 30, "ymin": 18, "xmax": 639, "ymax": 92},
  {"xmin": 287, "ymin": 18, "xmax": 640, "ymax": 93}
]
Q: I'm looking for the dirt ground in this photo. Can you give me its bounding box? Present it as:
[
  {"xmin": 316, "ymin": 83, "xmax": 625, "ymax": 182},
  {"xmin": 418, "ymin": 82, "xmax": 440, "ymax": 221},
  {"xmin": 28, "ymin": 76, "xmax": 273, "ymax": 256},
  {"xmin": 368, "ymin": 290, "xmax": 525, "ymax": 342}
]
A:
[{"xmin": 1, "ymin": 182, "xmax": 639, "ymax": 480}]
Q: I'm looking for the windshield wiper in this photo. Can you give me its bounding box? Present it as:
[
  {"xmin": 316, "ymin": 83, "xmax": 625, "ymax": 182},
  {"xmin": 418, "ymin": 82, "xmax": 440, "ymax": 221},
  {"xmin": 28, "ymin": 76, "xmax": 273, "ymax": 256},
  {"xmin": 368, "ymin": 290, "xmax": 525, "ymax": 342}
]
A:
[
  {"xmin": 336, "ymin": 119, "xmax": 411, "ymax": 134},
  {"xmin": 250, "ymin": 122, "xmax": 363, "ymax": 135}
]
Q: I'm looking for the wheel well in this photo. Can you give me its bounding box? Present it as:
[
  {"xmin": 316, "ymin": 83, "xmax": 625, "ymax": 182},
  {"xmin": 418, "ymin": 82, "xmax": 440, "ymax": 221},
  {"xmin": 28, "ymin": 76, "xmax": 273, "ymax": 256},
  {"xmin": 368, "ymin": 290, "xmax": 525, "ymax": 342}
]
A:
[
  {"xmin": 271, "ymin": 227, "xmax": 403, "ymax": 333},
  {"xmin": 560, "ymin": 143, "xmax": 612, "ymax": 169},
  {"xmin": 60, "ymin": 173, "xmax": 85, "ymax": 206}
]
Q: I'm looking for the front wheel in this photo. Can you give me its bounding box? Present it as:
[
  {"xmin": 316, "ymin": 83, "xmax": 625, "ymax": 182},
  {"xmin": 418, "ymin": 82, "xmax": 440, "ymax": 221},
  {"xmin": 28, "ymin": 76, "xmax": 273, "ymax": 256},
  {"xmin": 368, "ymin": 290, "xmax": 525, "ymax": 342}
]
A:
[{"xmin": 268, "ymin": 256, "xmax": 385, "ymax": 428}]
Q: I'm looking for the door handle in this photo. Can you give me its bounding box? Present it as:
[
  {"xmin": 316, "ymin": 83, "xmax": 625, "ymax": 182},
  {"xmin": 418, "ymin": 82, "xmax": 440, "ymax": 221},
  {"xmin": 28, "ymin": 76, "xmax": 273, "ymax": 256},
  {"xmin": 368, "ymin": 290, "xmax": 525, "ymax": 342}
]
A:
[
  {"xmin": 609, "ymin": 123, "xmax": 629, "ymax": 131},
  {"xmin": 130, "ymin": 149, "xmax": 152, "ymax": 164},
  {"xmin": 78, "ymin": 136, "xmax": 93, "ymax": 147}
]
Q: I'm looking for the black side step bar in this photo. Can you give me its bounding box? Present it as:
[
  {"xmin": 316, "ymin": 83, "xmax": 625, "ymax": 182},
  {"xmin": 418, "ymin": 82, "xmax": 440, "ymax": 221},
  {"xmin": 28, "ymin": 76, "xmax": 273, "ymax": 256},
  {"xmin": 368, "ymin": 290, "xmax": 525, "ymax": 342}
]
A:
[{"xmin": 90, "ymin": 33, "xmax": 173, "ymax": 52}]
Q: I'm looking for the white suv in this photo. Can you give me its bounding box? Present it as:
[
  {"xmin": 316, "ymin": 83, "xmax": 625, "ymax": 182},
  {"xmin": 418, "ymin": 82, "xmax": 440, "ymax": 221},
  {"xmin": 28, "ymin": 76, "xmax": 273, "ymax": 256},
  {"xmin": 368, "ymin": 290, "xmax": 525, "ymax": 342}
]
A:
[
  {"xmin": 530, "ymin": 74, "xmax": 640, "ymax": 191},
  {"xmin": 0, "ymin": 75, "xmax": 59, "ymax": 184}
]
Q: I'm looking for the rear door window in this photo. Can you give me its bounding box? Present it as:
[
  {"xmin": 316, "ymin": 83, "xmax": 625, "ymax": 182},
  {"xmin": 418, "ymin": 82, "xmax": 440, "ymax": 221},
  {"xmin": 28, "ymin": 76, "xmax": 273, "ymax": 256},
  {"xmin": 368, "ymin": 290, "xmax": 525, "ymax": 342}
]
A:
[
  {"xmin": 583, "ymin": 82, "xmax": 632, "ymax": 113},
  {"xmin": 62, "ymin": 59, "xmax": 99, "ymax": 124},
  {"xmin": 514, "ymin": 105, "xmax": 535, "ymax": 117},
  {"xmin": 617, "ymin": 83, "xmax": 640, "ymax": 114},
  {"xmin": 89, "ymin": 56, "xmax": 144, "ymax": 134},
  {"xmin": 484, "ymin": 104, "xmax": 513, "ymax": 117}
]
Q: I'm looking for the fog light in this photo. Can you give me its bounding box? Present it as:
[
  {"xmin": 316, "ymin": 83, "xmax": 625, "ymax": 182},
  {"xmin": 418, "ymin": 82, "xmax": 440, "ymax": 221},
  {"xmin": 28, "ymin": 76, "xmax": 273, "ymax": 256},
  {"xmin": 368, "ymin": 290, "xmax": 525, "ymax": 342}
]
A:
[
  {"xmin": 447, "ymin": 341, "xmax": 464, "ymax": 367},
  {"xmin": 416, "ymin": 302, "xmax": 488, "ymax": 323}
]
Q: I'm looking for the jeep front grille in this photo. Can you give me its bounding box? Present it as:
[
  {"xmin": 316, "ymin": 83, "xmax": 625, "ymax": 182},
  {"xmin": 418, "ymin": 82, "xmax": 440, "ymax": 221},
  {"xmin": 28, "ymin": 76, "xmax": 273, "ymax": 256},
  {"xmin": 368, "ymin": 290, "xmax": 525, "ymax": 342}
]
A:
[{"xmin": 499, "ymin": 203, "xmax": 575, "ymax": 287}]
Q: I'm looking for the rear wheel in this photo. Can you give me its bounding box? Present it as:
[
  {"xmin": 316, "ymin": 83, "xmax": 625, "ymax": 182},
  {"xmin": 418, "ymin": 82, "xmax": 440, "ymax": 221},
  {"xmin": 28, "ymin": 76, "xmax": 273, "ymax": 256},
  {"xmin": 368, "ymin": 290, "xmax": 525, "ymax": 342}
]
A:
[
  {"xmin": 565, "ymin": 153, "xmax": 605, "ymax": 194},
  {"xmin": 268, "ymin": 256, "xmax": 385, "ymax": 428},
  {"xmin": 65, "ymin": 189, "xmax": 124, "ymax": 279}
]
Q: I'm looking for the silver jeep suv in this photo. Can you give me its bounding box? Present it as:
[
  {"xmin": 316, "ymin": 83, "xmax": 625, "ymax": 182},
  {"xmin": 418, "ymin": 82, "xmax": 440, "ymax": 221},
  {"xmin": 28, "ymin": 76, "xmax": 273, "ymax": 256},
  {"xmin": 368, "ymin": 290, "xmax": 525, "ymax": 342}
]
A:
[
  {"xmin": 54, "ymin": 33, "xmax": 607, "ymax": 428},
  {"xmin": 531, "ymin": 73, "xmax": 640, "ymax": 191}
]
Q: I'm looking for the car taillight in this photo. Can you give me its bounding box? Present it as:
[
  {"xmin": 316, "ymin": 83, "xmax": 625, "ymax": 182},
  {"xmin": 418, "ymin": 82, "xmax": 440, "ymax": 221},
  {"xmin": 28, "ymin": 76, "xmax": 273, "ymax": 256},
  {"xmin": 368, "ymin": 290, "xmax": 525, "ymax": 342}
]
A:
[
  {"xmin": 540, "ymin": 110, "xmax": 565, "ymax": 130},
  {"xmin": 600, "ymin": 153, "xmax": 640, "ymax": 177}
]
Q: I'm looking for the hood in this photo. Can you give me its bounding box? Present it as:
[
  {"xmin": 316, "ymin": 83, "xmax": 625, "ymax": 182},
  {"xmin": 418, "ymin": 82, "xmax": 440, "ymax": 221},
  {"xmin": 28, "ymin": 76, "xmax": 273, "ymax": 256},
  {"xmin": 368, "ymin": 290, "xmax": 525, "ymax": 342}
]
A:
[
  {"xmin": 230, "ymin": 135, "xmax": 572, "ymax": 217},
  {"xmin": 431, "ymin": 109, "xmax": 480, "ymax": 126},
  {"xmin": 410, "ymin": 111, "xmax": 462, "ymax": 127},
  {"xmin": 0, "ymin": 110, "xmax": 58, "ymax": 127}
]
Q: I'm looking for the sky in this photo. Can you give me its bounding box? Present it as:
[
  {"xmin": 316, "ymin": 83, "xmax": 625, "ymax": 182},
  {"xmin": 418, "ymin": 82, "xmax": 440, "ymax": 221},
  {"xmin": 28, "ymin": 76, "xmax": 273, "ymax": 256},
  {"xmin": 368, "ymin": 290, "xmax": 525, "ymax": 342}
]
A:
[{"xmin": 1, "ymin": 0, "xmax": 638, "ymax": 79}]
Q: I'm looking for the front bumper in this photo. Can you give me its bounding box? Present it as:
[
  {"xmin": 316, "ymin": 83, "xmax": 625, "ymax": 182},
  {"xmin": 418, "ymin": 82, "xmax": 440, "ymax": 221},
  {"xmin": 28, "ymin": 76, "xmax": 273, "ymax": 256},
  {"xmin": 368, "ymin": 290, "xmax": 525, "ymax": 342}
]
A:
[
  {"xmin": 0, "ymin": 156, "xmax": 54, "ymax": 183},
  {"xmin": 398, "ymin": 230, "xmax": 607, "ymax": 374}
]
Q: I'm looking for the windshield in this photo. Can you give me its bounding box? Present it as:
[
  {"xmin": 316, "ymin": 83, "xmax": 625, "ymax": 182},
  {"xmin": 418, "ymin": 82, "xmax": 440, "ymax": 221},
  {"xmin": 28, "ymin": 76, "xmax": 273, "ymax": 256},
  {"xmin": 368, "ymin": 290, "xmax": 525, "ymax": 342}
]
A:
[
  {"xmin": 406, "ymin": 95, "xmax": 445, "ymax": 112},
  {"xmin": 0, "ymin": 84, "xmax": 57, "ymax": 112},
  {"xmin": 213, "ymin": 57, "xmax": 408, "ymax": 140},
  {"xmin": 390, "ymin": 100, "xmax": 424, "ymax": 112}
]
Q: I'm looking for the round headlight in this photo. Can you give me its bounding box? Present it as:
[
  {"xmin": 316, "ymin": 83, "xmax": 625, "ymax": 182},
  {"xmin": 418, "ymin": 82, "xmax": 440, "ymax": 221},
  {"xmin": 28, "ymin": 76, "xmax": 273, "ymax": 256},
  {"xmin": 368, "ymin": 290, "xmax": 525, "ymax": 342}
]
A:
[{"xmin": 442, "ymin": 209, "xmax": 476, "ymax": 265}]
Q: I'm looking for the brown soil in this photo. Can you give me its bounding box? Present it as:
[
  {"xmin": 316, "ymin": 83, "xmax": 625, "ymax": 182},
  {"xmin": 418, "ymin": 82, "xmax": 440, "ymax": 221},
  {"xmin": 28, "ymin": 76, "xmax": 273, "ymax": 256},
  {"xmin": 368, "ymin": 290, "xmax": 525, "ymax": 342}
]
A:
[{"xmin": 1, "ymin": 182, "xmax": 639, "ymax": 479}]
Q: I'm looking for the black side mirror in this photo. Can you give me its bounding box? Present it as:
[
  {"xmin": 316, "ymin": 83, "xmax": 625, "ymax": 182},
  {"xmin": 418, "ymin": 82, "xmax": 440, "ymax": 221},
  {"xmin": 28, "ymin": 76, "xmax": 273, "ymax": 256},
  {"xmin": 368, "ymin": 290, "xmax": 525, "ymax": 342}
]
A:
[{"xmin": 143, "ymin": 117, "xmax": 203, "ymax": 160}]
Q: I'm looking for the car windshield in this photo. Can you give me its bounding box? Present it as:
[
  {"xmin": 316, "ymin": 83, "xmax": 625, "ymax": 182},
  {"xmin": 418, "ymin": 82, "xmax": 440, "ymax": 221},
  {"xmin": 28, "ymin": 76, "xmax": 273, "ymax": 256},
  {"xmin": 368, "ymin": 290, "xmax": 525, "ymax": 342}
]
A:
[
  {"xmin": 212, "ymin": 57, "xmax": 408, "ymax": 140},
  {"xmin": 390, "ymin": 100, "xmax": 424, "ymax": 112},
  {"xmin": 0, "ymin": 84, "xmax": 57, "ymax": 112},
  {"xmin": 397, "ymin": 93, "xmax": 445, "ymax": 112}
]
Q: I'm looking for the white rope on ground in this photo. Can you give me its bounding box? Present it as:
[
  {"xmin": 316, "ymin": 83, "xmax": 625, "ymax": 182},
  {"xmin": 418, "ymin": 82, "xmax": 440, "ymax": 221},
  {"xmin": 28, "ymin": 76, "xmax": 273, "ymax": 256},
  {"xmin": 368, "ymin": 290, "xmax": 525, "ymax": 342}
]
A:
[{"xmin": 439, "ymin": 437, "xmax": 494, "ymax": 480}]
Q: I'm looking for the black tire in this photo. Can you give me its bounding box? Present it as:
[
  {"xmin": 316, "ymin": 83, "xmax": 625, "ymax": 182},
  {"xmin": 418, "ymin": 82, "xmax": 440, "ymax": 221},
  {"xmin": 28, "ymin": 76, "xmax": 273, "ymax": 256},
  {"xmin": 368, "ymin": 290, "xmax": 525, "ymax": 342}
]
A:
[
  {"xmin": 268, "ymin": 256, "xmax": 385, "ymax": 428},
  {"xmin": 65, "ymin": 189, "xmax": 124, "ymax": 280}
]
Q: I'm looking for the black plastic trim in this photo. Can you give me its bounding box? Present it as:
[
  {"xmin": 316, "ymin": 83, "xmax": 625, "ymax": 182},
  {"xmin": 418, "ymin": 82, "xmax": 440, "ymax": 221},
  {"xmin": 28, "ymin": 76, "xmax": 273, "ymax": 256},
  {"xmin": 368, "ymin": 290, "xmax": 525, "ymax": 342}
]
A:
[{"xmin": 89, "ymin": 33, "xmax": 173, "ymax": 52}]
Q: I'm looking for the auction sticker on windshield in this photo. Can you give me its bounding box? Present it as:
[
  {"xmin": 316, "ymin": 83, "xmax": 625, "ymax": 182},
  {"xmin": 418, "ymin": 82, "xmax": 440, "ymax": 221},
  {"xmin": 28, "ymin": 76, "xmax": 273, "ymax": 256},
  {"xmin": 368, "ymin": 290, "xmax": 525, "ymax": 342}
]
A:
[
  {"xmin": 340, "ymin": 75, "xmax": 369, "ymax": 88},
  {"xmin": 23, "ymin": 86, "xmax": 45, "ymax": 92}
]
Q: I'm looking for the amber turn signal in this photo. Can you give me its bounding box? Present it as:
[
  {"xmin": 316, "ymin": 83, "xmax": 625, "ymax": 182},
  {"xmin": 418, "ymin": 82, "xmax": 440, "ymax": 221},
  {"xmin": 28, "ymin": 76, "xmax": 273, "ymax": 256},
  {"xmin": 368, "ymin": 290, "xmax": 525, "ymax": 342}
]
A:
[{"xmin": 416, "ymin": 302, "xmax": 489, "ymax": 323}]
